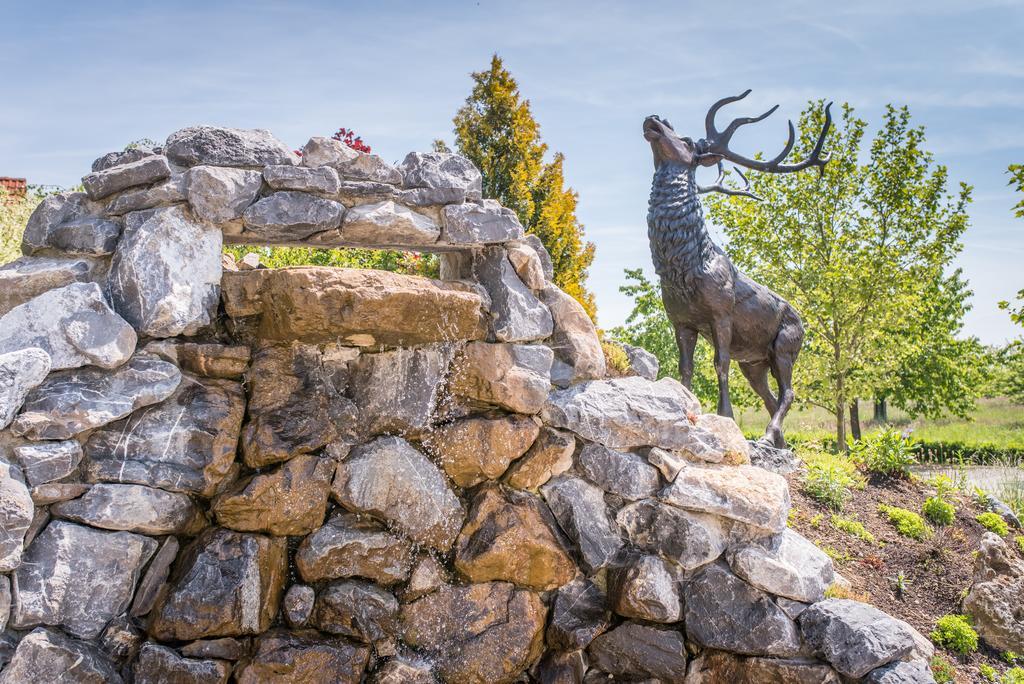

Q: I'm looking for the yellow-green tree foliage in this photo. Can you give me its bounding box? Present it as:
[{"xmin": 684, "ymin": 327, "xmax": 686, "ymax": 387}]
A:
[
  {"xmin": 0, "ymin": 188, "xmax": 39, "ymax": 264},
  {"xmin": 452, "ymin": 55, "xmax": 596, "ymax": 319}
]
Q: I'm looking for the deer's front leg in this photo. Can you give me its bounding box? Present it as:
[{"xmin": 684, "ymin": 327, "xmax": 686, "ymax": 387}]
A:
[
  {"xmin": 675, "ymin": 326, "xmax": 698, "ymax": 389},
  {"xmin": 710, "ymin": 319, "xmax": 733, "ymax": 417}
]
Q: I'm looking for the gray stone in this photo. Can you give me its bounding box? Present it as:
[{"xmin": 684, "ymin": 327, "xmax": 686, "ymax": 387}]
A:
[
  {"xmin": 131, "ymin": 536, "xmax": 179, "ymax": 617},
  {"xmin": 52, "ymin": 482, "xmax": 207, "ymax": 535},
  {"xmin": 13, "ymin": 439, "xmax": 83, "ymax": 486},
  {"xmin": 0, "ymin": 573, "xmax": 8, "ymax": 631},
  {"xmin": 92, "ymin": 146, "xmax": 158, "ymax": 172},
  {"xmin": 684, "ymin": 562, "xmax": 802, "ymax": 657},
  {"xmin": 506, "ymin": 242, "xmax": 547, "ymax": 290},
  {"xmin": 964, "ymin": 532, "xmax": 1024, "ymax": 652},
  {"xmin": 372, "ymin": 657, "xmax": 437, "ymax": 684},
  {"xmin": 0, "ymin": 462, "xmax": 33, "ymax": 572},
  {"xmin": 541, "ymin": 474, "xmax": 623, "ymax": 572},
  {"xmin": 586, "ymin": 622, "xmax": 688, "ymax": 681},
  {"xmin": 22, "ymin": 192, "xmax": 121, "ymax": 256},
  {"xmin": 864, "ymin": 660, "xmax": 937, "ymax": 684},
  {"xmin": 541, "ymin": 284, "xmax": 606, "ymax": 382},
  {"xmin": 30, "ymin": 482, "xmax": 90, "ymax": 505},
  {"xmin": 150, "ymin": 528, "xmax": 288, "ymax": 640},
  {"xmin": 533, "ymin": 651, "xmax": 586, "ymax": 684},
  {"xmin": 504, "ymin": 425, "xmax": 576, "ymax": 490},
  {"xmin": 646, "ymin": 446, "xmax": 687, "ymax": 482},
  {"xmin": 336, "ymin": 153, "xmax": 403, "ymax": 185},
  {"xmin": 749, "ymin": 439, "xmax": 800, "ymax": 475},
  {"xmin": 541, "ymin": 376, "xmax": 703, "ymax": 450},
  {"xmin": 82, "ymin": 155, "xmax": 171, "ymax": 200},
  {"xmin": 284, "ymin": 584, "xmax": 315, "ymax": 627},
  {"xmin": 313, "ymin": 580, "xmax": 400, "ymax": 644},
  {"xmin": 0, "ymin": 347, "xmax": 50, "ymax": 429},
  {"xmin": 109, "ymin": 205, "xmax": 222, "ymax": 338},
  {"xmin": 0, "ymin": 256, "xmax": 100, "ymax": 316},
  {"xmin": 264, "ymin": 163, "xmax": 341, "ymax": 194},
  {"xmin": 84, "ymin": 376, "xmax": 245, "ymax": 497},
  {"xmin": 185, "ymin": 165, "xmax": 263, "ymax": 223},
  {"xmin": 11, "ymin": 354, "xmax": 181, "ymax": 440},
  {"xmin": 474, "ymin": 247, "xmax": 553, "ymax": 342},
  {"xmin": 616, "ymin": 498, "xmax": 728, "ymax": 570},
  {"xmin": 350, "ymin": 347, "xmax": 451, "ymax": 437},
  {"xmin": 180, "ymin": 637, "xmax": 250, "ymax": 661},
  {"xmin": 297, "ymin": 512, "xmax": 414, "ymax": 585},
  {"xmin": 23, "ymin": 506, "xmax": 48, "ymax": 549},
  {"xmin": 728, "ymin": 529, "xmax": 835, "ymax": 603},
  {"xmin": 0, "ymin": 634, "xmax": 16, "ymax": 671},
  {"xmin": 400, "ymin": 151, "xmax": 482, "ymax": 199},
  {"xmin": 620, "ymin": 342, "xmax": 660, "ymax": 380},
  {"xmin": 165, "ymin": 125, "xmax": 298, "ymax": 167},
  {"xmin": 300, "ymin": 136, "xmax": 360, "ymax": 168},
  {"xmin": 0, "ymin": 627, "xmax": 123, "ymax": 684},
  {"xmin": 105, "ymin": 175, "xmax": 187, "ymax": 215},
  {"xmin": 798, "ymin": 598, "xmax": 917, "ymax": 678},
  {"xmin": 522, "ymin": 233, "xmax": 555, "ymax": 279},
  {"xmin": 450, "ymin": 341, "xmax": 552, "ymax": 415},
  {"xmin": 547, "ymin": 577, "xmax": 610, "ymax": 650},
  {"xmin": 341, "ymin": 200, "xmax": 440, "ymax": 245},
  {"xmin": 235, "ymin": 629, "xmax": 369, "ymax": 684},
  {"xmin": 0, "ymin": 282, "xmax": 136, "ymax": 371},
  {"xmin": 609, "ymin": 554, "xmax": 682, "ymax": 623},
  {"xmin": 10, "ymin": 519, "xmax": 156, "ymax": 639},
  {"xmin": 242, "ymin": 190, "xmax": 345, "ymax": 240},
  {"xmin": 99, "ymin": 617, "xmax": 144, "ymax": 663},
  {"xmin": 443, "ymin": 199, "xmax": 523, "ymax": 244},
  {"xmin": 578, "ymin": 443, "xmax": 661, "ymax": 500},
  {"xmin": 660, "ymin": 462, "xmax": 791, "ymax": 534},
  {"xmin": 684, "ymin": 651, "xmax": 842, "ymax": 684},
  {"xmin": 332, "ymin": 436, "xmax": 465, "ymax": 551},
  {"xmin": 134, "ymin": 643, "xmax": 231, "ymax": 684}
]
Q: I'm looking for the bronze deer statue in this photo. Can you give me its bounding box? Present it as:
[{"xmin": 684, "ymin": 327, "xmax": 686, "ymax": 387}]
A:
[{"xmin": 643, "ymin": 91, "xmax": 832, "ymax": 448}]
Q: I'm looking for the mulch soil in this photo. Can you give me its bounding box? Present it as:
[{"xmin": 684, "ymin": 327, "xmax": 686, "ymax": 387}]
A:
[{"xmin": 786, "ymin": 470, "xmax": 1024, "ymax": 683}]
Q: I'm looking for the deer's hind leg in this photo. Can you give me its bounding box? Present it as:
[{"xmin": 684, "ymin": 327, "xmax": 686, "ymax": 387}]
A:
[
  {"xmin": 739, "ymin": 360, "xmax": 778, "ymax": 417},
  {"xmin": 766, "ymin": 315, "xmax": 803, "ymax": 448},
  {"xmin": 674, "ymin": 326, "xmax": 698, "ymax": 390}
]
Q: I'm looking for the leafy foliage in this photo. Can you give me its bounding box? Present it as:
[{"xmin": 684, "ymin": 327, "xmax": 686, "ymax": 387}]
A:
[
  {"xmin": 451, "ymin": 55, "xmax": 596, "ymax": 319},
  {"xmin": 705, "ymin": 103, "xmax": 976, "ymax": 446},
  {"xmin": 831, "ymin": 514, "xmax": 876, "ymax": 543},
  {"xmin": 801, "ymin": 448, "xmax": 865, "ymax": 510},
  {"xmin": 922, "ymin": 496, "xmax": 955, "ymax": 526},
  {"xmin": 1010, "ymin": 164, "xmax": 1024, "ymax": 218},
  {"xmin": 0, "ymin": 187, "xmax": 38, "ymax": 264},
  {"xmin": 930, "ymin": 654, "xmax": 956, "ymax": 683},
  {"xmin": 930, "ymin": 614, "xmax": 979, "ymax": 655},
  {"xmin": 879, "ymin": 504, "xmax": 930, "ymax": 540},
  {"xmin": 976, "ymin": 511, "xmax": 1010, "ymax": 536},
  {"xmin": 850, "ymin": 427, "xmax": 918, "ymax": 477}
]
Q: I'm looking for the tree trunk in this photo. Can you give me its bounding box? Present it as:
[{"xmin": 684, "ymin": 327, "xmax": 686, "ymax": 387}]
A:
[
  {"xmin": 836, "ymin": 376, "xmax": 847, "ymax": 453},
  {"xmin": 849, "ymin": 400, "xmax": 862, "ymax": 442},
  {"xmin": 873, "ymin": 397, "xmax": 888, "ymax": 423}
]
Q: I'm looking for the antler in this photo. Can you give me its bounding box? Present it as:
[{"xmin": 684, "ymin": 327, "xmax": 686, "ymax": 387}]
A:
[
  {"xmin": 697, "ymin": 161, "xmax": 761, "ymax": 201},
  {"xmin": 703, "ymin": 89, "xmax": 832, "ymax": 176}
]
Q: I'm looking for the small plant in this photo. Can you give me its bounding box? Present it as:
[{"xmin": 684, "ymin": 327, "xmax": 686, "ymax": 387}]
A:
[
  {"xmin": 1015, "ymin": 536, "xmax": 1024, "ymax": 553},
  {"xmin": 1005, "ymin": 651, "xmax": 1021, "ymax": 665},
  {"xmin": 930, "ymin": 614, "xmax": 979, "ymax": 655},
  {"xmin": 891, "ymin": 570, "xmax": 911, "ymax": 598},
  {"xmin": 832, "ymin": 514, "xmax": 876, "ymax": 543},
  {"xmin": 923, "ymin": 496, "xmax": 956, "ymax": 526},
  {"xmin": 1005, "ymin": 667, "xmax": 1024, "ymax": 684},
  {"xmin": 801, "ymin": 451, "xmax": 864, "ymax": 510},
  {"xmin": 930, "ymin": 654, "xmax": 956, "ymax": 684},
  {"xmin": 819, "ymin": 545, "xmax": 851, "ymax": 564},
  {"xmin": 981, "ymin": 664, "xmax": 997, "ymax": 682},
  {"xmin": 977, "ymin": 512, "xmax": 1010, "ymax": 536},
  {"xmin": 600, "ymin": 341, "xmax": 631, "ymax": 376},
  {"xmin": 810, "ymin": 513, "xmax": 825, "ymax": 528},
  {"xmin": 879, "ymin": 504, "xmax": 931, "ymax": 540},
  {"xmin": 851, "ymin": 427, "xmax": 918, "ymax": 478},
  {"xmin": 824, "ymin": 582, "xmax": 870, "ymax": 602}
]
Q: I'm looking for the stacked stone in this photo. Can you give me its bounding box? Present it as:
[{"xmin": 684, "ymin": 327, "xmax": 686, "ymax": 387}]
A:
[{"xmin": 0, "ymin": 125, "xmax": 933, "ymax": 683}]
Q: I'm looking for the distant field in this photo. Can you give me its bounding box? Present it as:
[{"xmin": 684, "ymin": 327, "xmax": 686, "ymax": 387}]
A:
[{"xmin": 736, "ymin": 396, "xmax": 1024, "ymax": 451}]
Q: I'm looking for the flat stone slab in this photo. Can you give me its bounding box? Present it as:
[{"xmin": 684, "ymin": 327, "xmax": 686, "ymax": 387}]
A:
[
  {"xmin": 13, "ymin": 440, "xmax": 83, "ymax": 487},
  {"xmin": 221, "ymin": 267, "xmax": 488, "ymax": 347},
  {"xmin": 241, "ymin": 191, "xmax": 346, "ymax": 241},
  {"xmin": 659, "ymin": 462, "xmax": 791, "ymax": 534},
  {"xmin": 616, "ymin": 498, "xmax": 728, "ymax": 570},
  {"xmin": 165, "ymin": 125, "xmax": 298, "ymax": 167},
  {"xmin": 0, "ymin": 256, "xmax": 99, "ymax": 317},
  {"xmin": 51, "ymin": 483, "xmax": 208, "ymax": 535},
  {"xmin": 82, "ymin": 155, "xmax": 171, "ymax": 200},
  {"xmin": 798, "ymin": 598, "xmax": 917, "ymax": 678},
  {"xmin": 10, "ymin": 520, "xmax": 156, "ymax": 639},
  {"xmin": 10, "ymin": 354, "xmax": 181, "ymax": 440},
  {"xmin": 727, "ymin": 529, "xmax": 835, "ymax": 603},
  {"xmin": 21, "ymin": 192, "xmax": 120, "ymax": 256},
  {"xmin": 296, "ymin": 512, "xmax": 414, "ymax": 586}
]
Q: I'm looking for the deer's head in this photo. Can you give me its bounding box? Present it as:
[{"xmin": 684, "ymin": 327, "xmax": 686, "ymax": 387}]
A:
[{"xmin": 644, "ymin": 90, "xmax": 833, "ymax": 199}]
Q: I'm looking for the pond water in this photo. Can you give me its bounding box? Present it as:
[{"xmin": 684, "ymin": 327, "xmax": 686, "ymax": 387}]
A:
[{"xmin": 911, "ymin": 464, "xmax": 1024, "ymax": 508}]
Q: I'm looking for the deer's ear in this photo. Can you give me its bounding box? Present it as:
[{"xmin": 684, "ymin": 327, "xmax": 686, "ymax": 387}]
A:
[{"xmin": 662, "ymin": 119, "xmax": 674, "ymax": 131}]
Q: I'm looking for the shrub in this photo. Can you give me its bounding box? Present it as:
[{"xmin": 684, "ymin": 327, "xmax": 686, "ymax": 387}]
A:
[
  {"xmin": 977, "ymin": 512, "xmax": 1010, "ymax": 536},
  {"xmin": 600, "ymin": 340, "xmax": 631, "ymax": 376},
  {"xmin": 930, "ymin": 614, "xmax": 979, "ymax": 655},
  {"xmin": 923, "ymin": 496, "xmax": 956, "ymax": 526},
  {"xmin": 824, "ymin": 582, "xmax": 870, "ymax": 602},
  {"xmin": 930, "ymin": 654, "xmax": 956, "ymax": 684},
  {"xmin": 831, "ymin": 514, "xmax": 876, "ymax": 543},
  {"xmin": 851, "ymin": 427, "xmax": 918, "ymax": 478},
  {"xmin": 1005, "ymin": 667, "xmax": 1024, "ymax": 684},
  {"xmin": 802, "ymin": 451, "xmax": 864, "ymax": 510},
  {"xmin": 879, "ymin": 504, "xmax": 931, "ymax": 540},
  {"xmin": 980, "ymin": 664, "xmax": 997, "ymax": 682}
]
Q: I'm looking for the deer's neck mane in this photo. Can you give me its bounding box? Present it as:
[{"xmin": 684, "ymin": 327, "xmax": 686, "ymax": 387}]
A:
[{"xmin": 647, "ymin": 162, "xmax": 716, "ymax": 284}]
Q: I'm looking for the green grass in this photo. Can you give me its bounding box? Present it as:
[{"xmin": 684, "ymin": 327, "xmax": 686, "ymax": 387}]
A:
[
  {"xmin": 737, "ymin": 397, "xmax": 1024, "ymax": 451},
  {"xmin": 831, "ymin": 514, "xmax": 877, "ymax": 543}
]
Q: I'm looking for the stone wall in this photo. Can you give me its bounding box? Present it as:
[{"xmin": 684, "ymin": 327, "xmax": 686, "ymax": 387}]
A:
[{"xmin": 0, "ymin": 126, "xmax": 935, "ymax": 683}]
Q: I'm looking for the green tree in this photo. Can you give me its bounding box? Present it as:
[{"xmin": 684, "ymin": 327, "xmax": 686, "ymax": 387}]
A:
[
  {"xmin": 998, "ymin": 164, "xmax": 1024, "ymax": 403},
  {"xmin": 451, "ymin": 54, "xmax": 596, "ymax": 319},
  {"xmin": 610, "ymin": 268, "xmax": 757, "ymax": 413},
  {"xmin": 1010, "ymin": 163, "xmax": 1024, "ymax": 218},
  {"xmin": 705, "ymin": 103, "xmax": 974, "ymax": 447}
]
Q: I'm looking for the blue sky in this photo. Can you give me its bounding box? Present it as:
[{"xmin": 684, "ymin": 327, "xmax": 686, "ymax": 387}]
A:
[{"xmin": 2, "ymin": 0, "xmax": 1022, "ymax": 344}]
